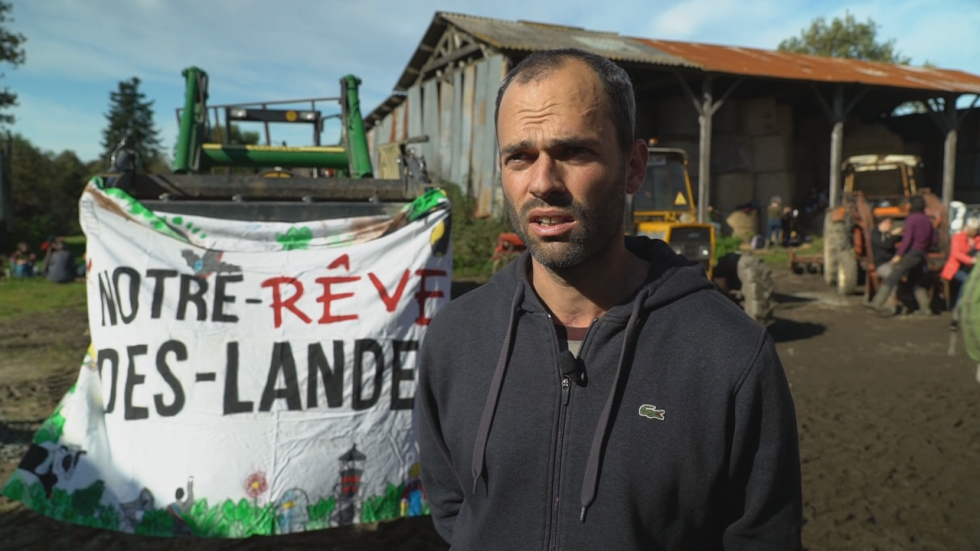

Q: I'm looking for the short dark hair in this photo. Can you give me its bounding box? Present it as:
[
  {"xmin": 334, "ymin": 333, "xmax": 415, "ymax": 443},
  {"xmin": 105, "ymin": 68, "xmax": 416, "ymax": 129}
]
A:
[
  {"xmin": 494, "ymin": 48, "xmax": 636, "ymax": 154},
  {"xmin": 909, "ymin": 195, "xmax": 926, "ymax": 214}
]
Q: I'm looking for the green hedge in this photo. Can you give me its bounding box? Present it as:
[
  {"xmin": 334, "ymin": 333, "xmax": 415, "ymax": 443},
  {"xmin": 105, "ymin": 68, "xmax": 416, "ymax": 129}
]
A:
[{"xmin": 441, "ymin": 183, "xmax": 512, "ymax": 278}]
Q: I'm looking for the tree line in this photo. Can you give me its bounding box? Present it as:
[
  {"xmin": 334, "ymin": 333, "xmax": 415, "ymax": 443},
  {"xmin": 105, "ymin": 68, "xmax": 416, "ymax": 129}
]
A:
[
  {"xmin": 6, "ymin": 85, "xmax": 259, "ymax": 250},
  {"xmin": 0, "ymin": 4, "xmax": 934, "ymax": 254}
]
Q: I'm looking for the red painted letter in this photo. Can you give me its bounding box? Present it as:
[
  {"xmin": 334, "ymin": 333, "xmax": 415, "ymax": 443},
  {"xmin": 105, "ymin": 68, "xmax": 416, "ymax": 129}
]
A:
[
  {"xmin": 261, "ymin": 277, "xmax": 311, "ymax": 328},
  {"xmin": 369, "ymin": 270, "xmax": 411, "ymax": 312},
  {"xmin": 414, "ymin": 269, "xmax": 447, "ymax": 326},
  {"xmin": 315, "ymin": 276, "xmax": 361, "ymax": 324},
  {"xmin": 328, "ymin": 254, "xmax": 351, "ymax": 271}
]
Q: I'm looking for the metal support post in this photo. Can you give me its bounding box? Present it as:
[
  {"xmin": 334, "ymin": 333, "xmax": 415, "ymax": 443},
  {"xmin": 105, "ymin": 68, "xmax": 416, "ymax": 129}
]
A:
[
  {"xmin": 829, "ymin": 87, "xmax": 844, "ymax": 210},
  {"xmin": 676, "ymin": 74, "xmax": 741, "ymax": 223},
  {"xmin": 262, "ymin": 103, "xmax": 272, "ymax": 146},
  {"xmin": 942, "ymin": 97, "xmax": 959, "ymax": 211},
  {"xmin": 697, "ymin": 77, "xmax": 713, "ymax": 224},
  {"xmin": 829, "ymin": 120, "xmax": 844, "ymax": 210},
  {"xmin": 943, "ymin": 129, "xmax": 957, "ymax": 210},
  {"xmin": 811, "ymin": 84, "xmax": 868, "ymax": 209},
  {"xmin": 926, "ymin": 94, "xmax": 975, "ymax": 211}
]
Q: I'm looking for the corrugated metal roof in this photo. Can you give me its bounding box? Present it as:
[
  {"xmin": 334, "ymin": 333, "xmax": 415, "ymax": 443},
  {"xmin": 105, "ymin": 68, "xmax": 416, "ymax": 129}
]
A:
[
  {"xmin": 370, "ymin": 13, "xmax": 980, "ymax": 128},
  {"xmin": 635, "ymin": 38, "xmax": 980, "ymax": 94},
  {"xmin": 440, "ymin": 12, "xmax": 695, "ymax": 68},
  {"xmin": 364, "ymin": 93, "xmax": 405, "ymax": 128}
]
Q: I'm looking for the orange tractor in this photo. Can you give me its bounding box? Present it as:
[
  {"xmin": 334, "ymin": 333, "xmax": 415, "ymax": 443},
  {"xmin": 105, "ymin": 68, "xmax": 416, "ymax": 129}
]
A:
[{"xmin": 819, "ymin": 154, "xmax": 949, "ymax": 299}]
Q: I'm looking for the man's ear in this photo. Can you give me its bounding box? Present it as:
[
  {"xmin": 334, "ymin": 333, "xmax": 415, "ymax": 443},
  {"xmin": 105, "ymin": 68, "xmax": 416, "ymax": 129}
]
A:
[{"xmin": 625, "ymin": 139, "xmax": 648, "ymax": 195}]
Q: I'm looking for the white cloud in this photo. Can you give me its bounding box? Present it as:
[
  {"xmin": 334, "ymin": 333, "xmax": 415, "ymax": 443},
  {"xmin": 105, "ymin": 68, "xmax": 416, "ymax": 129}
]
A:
[
  {"xmin": 644, "ymin": 0, "xmax": 817, "ymax": 47},
  {"xmin": 4, "ymin": 0, "xmax": 979, "ymax": 159},
  {"xmin": 840, "ymin": 0, "xmax": 980, "ymax": 69}
]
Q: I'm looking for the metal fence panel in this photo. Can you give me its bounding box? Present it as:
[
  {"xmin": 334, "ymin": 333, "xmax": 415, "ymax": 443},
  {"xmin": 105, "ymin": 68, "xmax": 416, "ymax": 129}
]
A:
[
  {"xmin": 459, "ymin": 64, "xmax": 477, "ymax": 193},
  {"xmin": 377, "ymin": 114, "xmax": 394, "ymax": 174},
  {"xmin": 450, "ymin": 70, "xmax": 464, "ymax": 186},
  {"xmin": 392, "ymin": 103, "xmax": 405, "ymax": 144},
  {"xmin": 408, "ymin": 85, "xmax": 423, "ymax": 141},
  {"xmin": 423, "ymin": 79, "xmax": 440, "ymax": 177},
  {"xmin": 366, "ymin": 126, "xmax": 376, "ymax": 173},
  {"xmin": 471, "ymin": 59, "xmax": 490, "ymax": 207},
  {"xmin": 473, "ymin": 55, "xmax": 505, "ymax": 217},
  {"xmin": 491, "ymin": 57, "xmax": 510, "ymax": 216},
  {"xmin": 439, "ymin": 78, "xmax": 454, "ymax": 184}
]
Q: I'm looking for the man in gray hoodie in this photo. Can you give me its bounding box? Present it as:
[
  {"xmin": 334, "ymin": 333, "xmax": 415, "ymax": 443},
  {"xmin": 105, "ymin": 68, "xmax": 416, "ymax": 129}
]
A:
[{"xmin": 416, "ymin": 48, "xmax": 802, "ymax": 550}]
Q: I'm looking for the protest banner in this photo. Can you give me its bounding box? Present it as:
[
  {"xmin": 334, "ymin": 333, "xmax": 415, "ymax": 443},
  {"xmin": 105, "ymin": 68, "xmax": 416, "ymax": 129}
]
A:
[{"xmin": 2, "ymin": 180, "xmax": 452, "ymax": 537}]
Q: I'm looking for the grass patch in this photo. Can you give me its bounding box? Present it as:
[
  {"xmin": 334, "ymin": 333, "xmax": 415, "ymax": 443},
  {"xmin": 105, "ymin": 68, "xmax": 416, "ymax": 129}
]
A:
[
  {"xmin": 442, "ymin": 183, "xmax": 512, "ymax": 278},
  {"xmin": 0, "ymin": 277, "xmax": 87, "ymax": 320},
  {"xmin": 714, "ymin": 236, "xmax": 743, "ymax": 261},
  {"xmin": 758, "ymin": 237, "xmax": 823, "ymax": 267}
]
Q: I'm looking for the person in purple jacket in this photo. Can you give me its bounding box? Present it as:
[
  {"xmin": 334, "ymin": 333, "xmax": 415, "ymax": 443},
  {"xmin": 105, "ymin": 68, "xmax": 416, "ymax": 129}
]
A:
[{"xmin": 869, "ymin": 195, "xmax": 936, "ymax": 316}]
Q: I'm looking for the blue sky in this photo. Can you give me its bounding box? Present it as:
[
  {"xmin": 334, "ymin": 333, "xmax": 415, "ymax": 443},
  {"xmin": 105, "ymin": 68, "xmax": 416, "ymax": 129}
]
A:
[{"xmin": 6, "ymin": 0, "xmax": 979, "ymax": 162}]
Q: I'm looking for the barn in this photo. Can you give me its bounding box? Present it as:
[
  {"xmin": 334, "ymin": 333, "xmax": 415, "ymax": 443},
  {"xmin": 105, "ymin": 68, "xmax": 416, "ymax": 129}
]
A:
[{"xmin": 364, "ymin": 12, "xmax": 980, "ymax": 228}]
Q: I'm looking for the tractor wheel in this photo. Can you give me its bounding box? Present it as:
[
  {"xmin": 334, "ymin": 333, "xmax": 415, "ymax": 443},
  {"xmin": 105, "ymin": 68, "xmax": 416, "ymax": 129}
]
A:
[
  {"xmin": 823, "ymin": 215, "xmax": 845, "ymax": 286},
  {"xmin": 737, "ymin": 254, "xmax": 775, "ymax": 325},
  {"xmin": 836, "ymin": 250, "xmax": 859, "ymax": 296}
]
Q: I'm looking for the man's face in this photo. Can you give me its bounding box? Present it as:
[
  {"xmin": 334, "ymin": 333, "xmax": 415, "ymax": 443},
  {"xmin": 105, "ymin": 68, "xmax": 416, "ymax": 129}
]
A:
[
  {"xmin": 496, "ymin": 61, "xmax": 645, "ymax": 270},
  {"xmin": 880, "ymin": 219, "xmax": 892, "ymax": 233}
]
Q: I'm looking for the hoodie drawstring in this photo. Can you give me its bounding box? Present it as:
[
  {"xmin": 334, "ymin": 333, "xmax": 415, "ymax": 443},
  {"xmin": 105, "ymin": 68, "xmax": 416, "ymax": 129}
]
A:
[
  {"xmin": 469, "ymin": 277, "xmax": 650, "ymax": 521},
  {"xmin": 579, "ymin": 287, "xmax": 649, "ymax": 522},
  {"xmin": 471, "ymin": 278, "xmax": 525, "ymax": 494}
]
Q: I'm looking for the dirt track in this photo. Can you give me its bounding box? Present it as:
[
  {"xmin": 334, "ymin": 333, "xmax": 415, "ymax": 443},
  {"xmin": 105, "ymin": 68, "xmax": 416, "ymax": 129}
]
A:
[{"xmin": 2, "ymin": 268, "xmax": 980, "ymax": 549}]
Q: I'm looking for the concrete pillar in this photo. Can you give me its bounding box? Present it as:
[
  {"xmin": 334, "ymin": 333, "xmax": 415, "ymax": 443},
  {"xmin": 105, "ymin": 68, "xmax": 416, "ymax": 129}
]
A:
[
  {"xmin": 829, "ymin": 86, "xmax": 845, "ymax": 210},
  {"xmin": 676, "ymin": 74, "xmax": 740, "ymax": 224},
  {"xmin": 942, "ymin": 98, "xmax": 958, "ymax": 210},
  {"xmin": 697, "ymin": 76, "xmax": 713, "ymax": 224},
  {"xmin": 812, "ymin": 84, "xmax": 867, "ymax": 210},
  {"xmin": 829, "ymin": 120, "xmax": 844, "ymax": 209}
]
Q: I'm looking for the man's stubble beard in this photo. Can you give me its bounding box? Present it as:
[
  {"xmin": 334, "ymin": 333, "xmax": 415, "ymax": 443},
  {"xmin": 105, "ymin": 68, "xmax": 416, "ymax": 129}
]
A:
[{"xmin": 506, "ymin": 167, "xmax": 627, "ymax": 271}]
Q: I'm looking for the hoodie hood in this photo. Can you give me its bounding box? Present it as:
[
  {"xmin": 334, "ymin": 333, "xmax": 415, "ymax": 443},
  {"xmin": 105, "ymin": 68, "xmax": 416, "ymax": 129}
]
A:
[
  {"xmin": 489, "ymin": 236, "xmax": 715, "ymax": 321},
  {"xmin": 470, "ymin": 235, "xmax": 717, "ymax": 521}
]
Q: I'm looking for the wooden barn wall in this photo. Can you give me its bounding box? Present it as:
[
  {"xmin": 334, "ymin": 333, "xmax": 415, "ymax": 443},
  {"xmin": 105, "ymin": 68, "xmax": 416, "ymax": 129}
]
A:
[{"xmin": 368, "ymin": 55, "xmax": 509, "ymax": 217}]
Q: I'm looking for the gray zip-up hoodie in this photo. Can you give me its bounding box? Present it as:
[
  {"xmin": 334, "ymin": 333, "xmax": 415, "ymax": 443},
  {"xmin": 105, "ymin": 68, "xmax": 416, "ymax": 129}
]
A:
[{"xmin": 417, "ymin": 236, "xmax": 802, "ymax": 550}]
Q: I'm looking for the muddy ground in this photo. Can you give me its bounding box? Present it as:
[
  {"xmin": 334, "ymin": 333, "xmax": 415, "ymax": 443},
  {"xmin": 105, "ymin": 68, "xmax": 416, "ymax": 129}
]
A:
[{"xmin": 1, "ymin": 267, "xmax": 980, "ymax": 550}]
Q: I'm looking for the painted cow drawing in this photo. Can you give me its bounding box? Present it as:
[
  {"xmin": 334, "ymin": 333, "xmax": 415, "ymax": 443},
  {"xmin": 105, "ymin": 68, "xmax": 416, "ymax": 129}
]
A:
[{"xmin": 17, "ymin": 444, "xmax": 86, "ymax": 496}]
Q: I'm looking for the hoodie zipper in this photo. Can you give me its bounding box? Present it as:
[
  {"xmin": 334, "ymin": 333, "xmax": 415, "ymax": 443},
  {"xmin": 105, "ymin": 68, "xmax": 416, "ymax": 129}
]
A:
[{"xmin": 546, "ymin": 317, "xmax": 597, "ymax": 551}]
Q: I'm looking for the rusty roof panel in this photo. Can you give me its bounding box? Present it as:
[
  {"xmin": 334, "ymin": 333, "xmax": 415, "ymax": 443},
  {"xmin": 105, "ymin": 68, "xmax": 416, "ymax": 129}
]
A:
[
  {"xmin": 440, "ymin": 13, "xmax": 697, "ymax": 68},
  {"xmin": 635, "ymin": 38, "xmax": 980, "ymax": 94},
  {"xmin": 375, "ymin": 13, "xmax": 980, "ymax": 127}
]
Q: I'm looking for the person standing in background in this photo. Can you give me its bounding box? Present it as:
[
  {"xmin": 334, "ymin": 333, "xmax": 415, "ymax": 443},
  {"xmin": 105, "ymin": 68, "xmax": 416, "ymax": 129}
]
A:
[
  {"xmin": 766, "ymin": 197, "xmax": 782, "ymax": 247},
  {"xmin": 942, "ymin": 218, "xmax": 980, "ymax": 331}
]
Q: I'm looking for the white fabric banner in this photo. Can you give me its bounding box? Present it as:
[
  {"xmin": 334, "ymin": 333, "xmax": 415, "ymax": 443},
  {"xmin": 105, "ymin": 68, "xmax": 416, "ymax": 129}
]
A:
[{"xmin": 2, "ymin": 182, "xmax": 452, "ymax": 537}]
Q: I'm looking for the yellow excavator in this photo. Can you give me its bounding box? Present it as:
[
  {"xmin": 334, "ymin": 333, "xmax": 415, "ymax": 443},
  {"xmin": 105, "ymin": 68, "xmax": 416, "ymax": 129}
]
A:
[
  {"xmin": 627, "ymin": 146, "xmax": 716, "ymax": 277},
  {"xmin": 627, "ymin": 144, "xmax": 773, "ymax": 323}
]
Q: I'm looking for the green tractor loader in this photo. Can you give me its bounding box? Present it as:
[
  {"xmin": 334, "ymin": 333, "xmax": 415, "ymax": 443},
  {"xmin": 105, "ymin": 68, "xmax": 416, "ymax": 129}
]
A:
[{"xmin": 100, "ymin": 67, "xmax": 431, "ymax": 223}]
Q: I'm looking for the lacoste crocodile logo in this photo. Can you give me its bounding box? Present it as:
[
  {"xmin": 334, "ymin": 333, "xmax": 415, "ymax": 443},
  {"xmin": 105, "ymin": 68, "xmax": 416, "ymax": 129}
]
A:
[{"xmin": 638, "ymin": 404, "xmax": 665, "ymax": 421}]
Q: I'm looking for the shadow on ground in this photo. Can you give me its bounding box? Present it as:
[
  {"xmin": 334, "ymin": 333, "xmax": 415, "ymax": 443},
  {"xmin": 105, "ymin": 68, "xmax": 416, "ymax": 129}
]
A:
[
  {"xmin": 0, "ymin": 421, "xmax": 40, "ymax": 446},
  {"xmin": 0, "ymin": 510, "xmax": 448, "ymax": 551},
  {"xmin": 773, "ymin": 293, "xmax": 816, "ymax": 305},
  {"xmin": 767, "ymin": 317, "xmax": 826, "ymax": 343}
]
